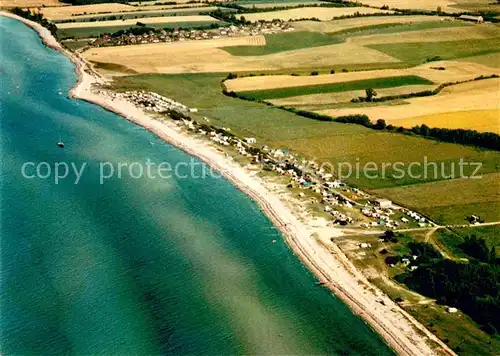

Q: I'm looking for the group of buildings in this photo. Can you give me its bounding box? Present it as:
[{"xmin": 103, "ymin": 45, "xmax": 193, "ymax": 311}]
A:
[
  {"xmin": 89, "ymin": 20, "xmax": 293, "ymax": 47},
  {"xmin": 105, "ymin": 90, "xmax": 197, "ymax": 114}
]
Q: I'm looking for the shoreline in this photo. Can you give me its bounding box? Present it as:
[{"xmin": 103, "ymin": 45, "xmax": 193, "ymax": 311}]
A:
[{"xmin": 1, "ymin": 12, "xmax": 455, "ymax": 356}]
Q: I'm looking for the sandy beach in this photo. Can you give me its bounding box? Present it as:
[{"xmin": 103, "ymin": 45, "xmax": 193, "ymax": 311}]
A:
[{"xmin": 1, "ymin": 11, "xmax": 456, "ymax": 356}]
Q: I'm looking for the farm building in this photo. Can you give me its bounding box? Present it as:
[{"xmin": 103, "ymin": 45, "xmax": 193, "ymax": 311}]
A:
[
  {"xmin": 374, "ymin": 198, "xmax": 392, "ymax": 209},
  {"xmin": 457, "ymin": 15, "xmax": 484, "ymax": 23}
]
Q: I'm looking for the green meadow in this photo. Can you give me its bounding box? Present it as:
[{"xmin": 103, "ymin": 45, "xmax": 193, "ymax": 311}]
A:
[{"xmin": 369, "ymin": 38, "xmax": 500, "ymax": 65}]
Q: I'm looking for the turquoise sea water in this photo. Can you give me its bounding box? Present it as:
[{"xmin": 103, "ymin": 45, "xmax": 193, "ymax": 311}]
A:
[{"xmin": 0, "ymin": 17, "xmax": 393, "ymax": 355}]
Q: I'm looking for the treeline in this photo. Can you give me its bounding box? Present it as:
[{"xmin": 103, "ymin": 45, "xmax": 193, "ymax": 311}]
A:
[
  {"xmin": 11, "ymin": 8, "xmax": 57, "ymax": 36},
  {"xmin": 395, "ymin": 241, "xmax": 499, "ymax": 334}
]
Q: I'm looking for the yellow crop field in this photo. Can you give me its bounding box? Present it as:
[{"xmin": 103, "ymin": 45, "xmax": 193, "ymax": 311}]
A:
[
  {"xmin": 1, "ymin": 0, "xmax": 64, "ymax": 7},
  {"xmin": 84, "ymin": 41, "xmax": 397, "ymax": 74},
  {"xmin": 242, "ymin": 7, "xmax": 391, "ymax": 22},
  {"xmin": 59, "ymin": 6, "xmax": 219, "ymax": 22},
  {"xmin": 56, "ymin": 15, "xmax": 219, "ymax": 29},
  {"xmin": 318, "ymin": 78, "xmax": 500, "ymax": 130},
  {"xmin": 41, "ymin": 3, "xmax": 135, "ymax": 19},
  {"xmin": 128, "ymin": 0, "xmax": 230, "ymax": 4},
  {"xmin": 393, "ymin": 110, "xmax": 500, "ymax": 133}
]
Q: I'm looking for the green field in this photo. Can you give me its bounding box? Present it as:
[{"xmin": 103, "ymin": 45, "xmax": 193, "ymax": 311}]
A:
[
  {"xmin": 237, "ymin": 75, "xmax": 434, "ymax": 100},
  {"xmin": 223, "ymin": 31, "xmax": 343, "ymax": 56},
  {"xmin": 222, "ymin": 21, "xmax": 468, "ymax": 56},
  {"xmin": 57, "ymin": 21, "xmax": 225, "ymax": 39},
  {"xmin": 369, "ymin": 38, "xmax": 500, "ymax": 65}
]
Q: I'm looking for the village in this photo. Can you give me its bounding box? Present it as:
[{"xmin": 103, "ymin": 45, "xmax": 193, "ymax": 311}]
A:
[
  {"xmin": 98, "ymin": 87, "xmax": 439, "ymax": 231},
  {"xmin": 87, "ymin": 20, "xmax": 293, "ymax": 47}
]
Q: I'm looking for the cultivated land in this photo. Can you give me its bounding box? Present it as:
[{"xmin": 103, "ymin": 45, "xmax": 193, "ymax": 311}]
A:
[
  {"xmin": 52, "ymin": 7, "xmax": 223, "ymax": 23},
  {"xmin": 221, "ymin": 21, "xmax": 470, "ymax": 57},
  {"xmin": 41, "ymin": 3, "xmax": 136, "ymax": 20},
  {"xmin": 356, "ymin": 0, "xmax": 465, "ymax": 12},
  {"xmin": 292, "ymin": 15, "xmax": 455, "ymax": 33},
  {"xmin": 269, "ymin": 84, "xmax": 435, "ymax": 106},
  {"xmin": 242, "ymin": 7, "xmax": 392, "ymax": 21},
  {"xmin": 225, "ymin": 61, "xmax": 498, "ymax": 91},
  {"xmin": 235, "ymin": 75, "xmax": 434, "ymax": 100},
  {"xmin": 459, "ymin": 52, "xmax": 500, "ymax": 68},
  {"xmin": 319, "ymin": 78, "xmax": 500, "ymax": 133},
  {"xmin": 392, "ymin": 110, "xmax": 500, "ymax": 133},
  {"xmin": 83, "ymin": 40, "xmax": 398, "ymax": 73},
  {"xmin": 129, "ymin": 0, "xmax": 231, "ymax": 4},
  {"xmin": 0, "ymin": 0, "xmax": 63, "ymax": 7},
  {"xmin": 56, "ymin": 15, "xmax": 220, "ymax": 29},
  {"xmin": 238, "ymin": 1, "xmax": 329, "ymax": 9}
]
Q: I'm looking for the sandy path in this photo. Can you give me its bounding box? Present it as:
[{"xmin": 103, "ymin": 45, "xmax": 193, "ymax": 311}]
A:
[{"xmin": 1, "ymin": 11, "xmax": 456, "ymax": 356}]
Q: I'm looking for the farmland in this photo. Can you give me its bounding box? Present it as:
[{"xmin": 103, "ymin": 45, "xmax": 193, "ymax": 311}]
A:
[
  {"xmin": 56, "ymin": 15, "xmax": 220, "ymax": 29},
  {"xmin": 241, "ymin": 7, "xmax": 391, "ymax": 21},
  {"xmin": 368, "ymin": 37, "xmax": 500, "ymax": 64},
  {"xmin": 355, "ymin": 0, "xmax": 465, "ymax": 12},
  {"xmin": 318, "ymin": 78, "xmax": 500, "ymax": 132},
  {"xmin": 83, "ymin": 40, "xmax": 397, "ymax": 73},
  {"xmin": 291, "ymin": 15, "xmax": 455, "ymax": 33},
  {"xmin": 51, "ymin": 7, "xmax": 228, "ymax": 23},
  {"xmin": 222, "ymin": 20, "xmax": 469, "ymax": 56},
  {"xmin": 235, "ymin": 75, "xmax": 434, "ymax": 100},
  {"xmin": 391, "ymin": 110, "xmax": 500, "ymax": 134},
  {"xmin": 238, "ymin": 1, "xmax": 329, "ymax": 9},
  {"xmin": 110, "ymin": 73, "xmax": 500, "ymax": 200},
  {"xmin": 224, "ymin": 60, "xmax": 498, "ymax": 92},
  {"xmin": 0, "ymin": 0, "xmax": 63, "ymax": 8},
  {"xmin": 41, "ymin": 3, "xmax": 137, "ymax": 20}
]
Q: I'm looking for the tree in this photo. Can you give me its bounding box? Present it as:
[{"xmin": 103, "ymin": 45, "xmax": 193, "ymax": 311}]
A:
[
  {"xmin": 383, "ymin": 230, "xmax": 395, "ymax": 242},
  {"xmin": 365, "ymin": 88, "xmax": 377, "ymax": 101},
  {"xmin": 374, "ymin": 119, "xmax": 386, "ymax": 130}
]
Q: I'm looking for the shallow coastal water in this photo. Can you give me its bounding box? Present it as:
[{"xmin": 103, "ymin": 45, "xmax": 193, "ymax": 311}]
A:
[{"xmin": 0, "ymin": 17, "xmax": 393, "ymax": 355}]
